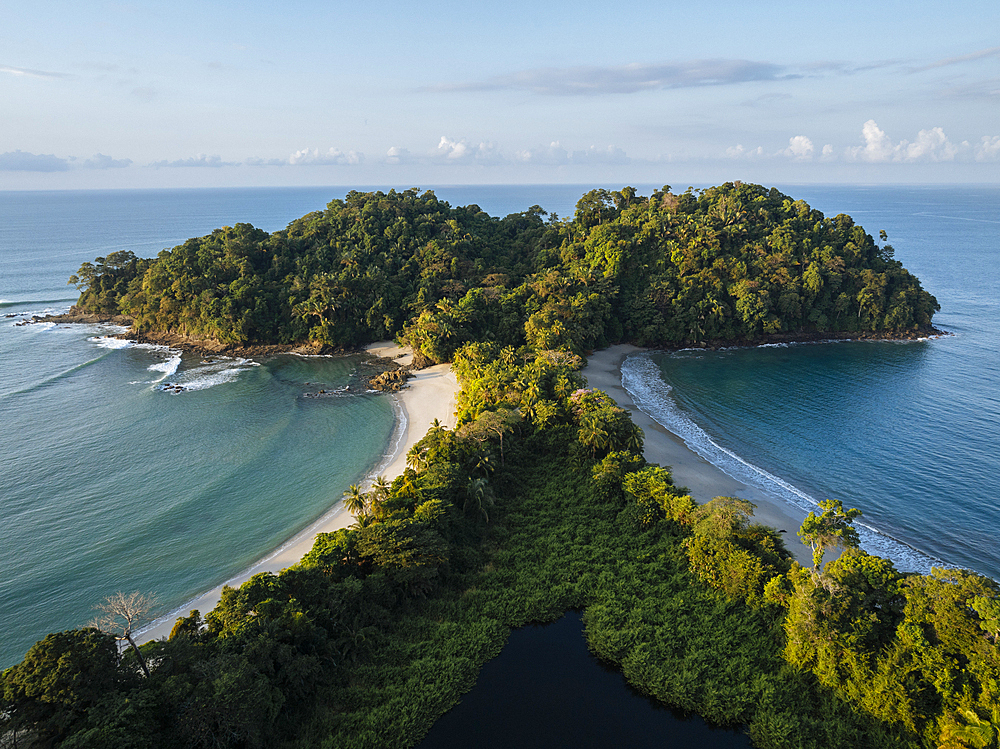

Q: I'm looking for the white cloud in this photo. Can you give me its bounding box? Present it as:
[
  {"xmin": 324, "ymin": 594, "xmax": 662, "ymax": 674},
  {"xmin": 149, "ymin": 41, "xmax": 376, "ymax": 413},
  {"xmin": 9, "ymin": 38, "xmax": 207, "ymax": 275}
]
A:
[
  {"xmin": 847, "ymin": 119, "xmax": 896, "ymax": 162},
  {"xmin": 900, "ymin": 127, "xmax": 959, "ymax": 161},
  {"xmin": 433, "ymin": 136, "xmax": 503, "ymax": 164},
  {"xmin": 288, "ymin": 147, "xmax": 362, "ymax": 165},
  {"xmin": 821, "ymin": 144, "xmax": 835, "ymax": 161},
  {"xmin": 574, "ymin": 144, "xmax": 628, "ymax": 164},
  {"xmin": 517, "ymin": 142, "xmax": 628, "ymax": 165},
  {"xmin": 385, "ymin": 146, "xmax": 412, "ymax": 165},
  {"xmin": 976, "ymin": 135, "xmax": 1000, "ymax": 161},
  {"xmin": 245, "ymin": 157, "xmax": 287, "ymax": 166},
  {"xmin": 725, "ymin": 144, "xmax": 764, "ymax": 159},
  {"xmin": 83, "ymin": 153, "xmax": 132, "ymax": 169},
  {"xmin": 783, "ymin": 135, "xmax": 814, "ymax": 160},
  {"xmin": 847, "ymin": 120, "xmax": 961, "ymax": 162},
  {"xmin": 516, "ymin": 142, "xmax": 570, "ymax": 165},
  {"xmin": 0, "ymin": 64, "xmax": 69, "ymax": 80}
]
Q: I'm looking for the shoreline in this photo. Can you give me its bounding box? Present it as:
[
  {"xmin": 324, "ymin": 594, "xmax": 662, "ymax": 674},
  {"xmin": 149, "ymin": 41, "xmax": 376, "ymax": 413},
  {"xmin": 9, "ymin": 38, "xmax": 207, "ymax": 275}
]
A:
[
  {"xmin": 137, "ymin": 341, "xmax": 459, "ymax": 644},
  {"xmin": 584, "ymin": 344, "xmax": 815, "ymax": 568}
]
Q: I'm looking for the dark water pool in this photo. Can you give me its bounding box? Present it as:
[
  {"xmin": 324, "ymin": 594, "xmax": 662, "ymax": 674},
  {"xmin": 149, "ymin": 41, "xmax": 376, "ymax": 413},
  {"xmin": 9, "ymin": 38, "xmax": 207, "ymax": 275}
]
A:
[{"xmin": 418, "ymin": 611, "xmax": 752, "ymax": 748}]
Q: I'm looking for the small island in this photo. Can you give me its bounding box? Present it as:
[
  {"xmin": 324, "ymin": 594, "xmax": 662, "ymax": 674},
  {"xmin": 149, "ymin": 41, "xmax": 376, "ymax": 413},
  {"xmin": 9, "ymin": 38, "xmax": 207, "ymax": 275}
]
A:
[{"xmin": 6, "ymin": 184, "xmax": 994, "ymax": 749}]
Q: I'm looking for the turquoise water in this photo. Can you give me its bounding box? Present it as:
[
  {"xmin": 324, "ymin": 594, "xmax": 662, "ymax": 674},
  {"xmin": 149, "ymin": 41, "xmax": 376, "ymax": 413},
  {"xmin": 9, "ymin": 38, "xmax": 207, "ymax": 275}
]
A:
[
  {"xmin": 0, "ymin": 185, "xmax": 599, "ymax": 669},
  {"xmin": 623, "ymin": 186, "xmax": 1000, "ymax": 579},
  {"xmin": 0, "ymin": 189, "xmax": 398, "ymax": 668},
  {"xmin": 2, "ymin": 184, "xmax": 997, "ymax": 672}
]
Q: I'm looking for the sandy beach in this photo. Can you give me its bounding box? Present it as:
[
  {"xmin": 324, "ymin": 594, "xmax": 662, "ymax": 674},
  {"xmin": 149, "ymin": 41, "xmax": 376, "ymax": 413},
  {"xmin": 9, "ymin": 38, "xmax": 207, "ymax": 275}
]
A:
[
  {"xmin": 584, "ymin": 344, "xmax": 814, "ymax": 567},
  {"xmin": 139, "ymin": 341, "xmax": 808, "ymax": 642},
  {"xmin": 138, "ymin": 342, "xmax": 459, "ymax": 643}
]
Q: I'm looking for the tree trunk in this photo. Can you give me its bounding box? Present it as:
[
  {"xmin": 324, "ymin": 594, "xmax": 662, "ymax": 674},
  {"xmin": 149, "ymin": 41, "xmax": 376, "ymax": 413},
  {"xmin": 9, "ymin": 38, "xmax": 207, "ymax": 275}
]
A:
[{"xmin": 124, "ymin": 633, "xmax": 150, "ymax": 678}]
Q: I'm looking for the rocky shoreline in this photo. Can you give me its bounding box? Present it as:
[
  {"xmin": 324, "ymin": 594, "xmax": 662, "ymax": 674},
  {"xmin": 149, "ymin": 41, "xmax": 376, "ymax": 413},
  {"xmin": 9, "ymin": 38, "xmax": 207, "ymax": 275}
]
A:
[
  {"xmin": 636, "ymin": 325, "xmax": 949, "ymax": 353},
  {"xmin": 35, "ymin": 307, "xmax": 946, "ymax": 385},
  {"xmin": 36, "ymin": 307, "xmax": 414, "ymax": 391}
]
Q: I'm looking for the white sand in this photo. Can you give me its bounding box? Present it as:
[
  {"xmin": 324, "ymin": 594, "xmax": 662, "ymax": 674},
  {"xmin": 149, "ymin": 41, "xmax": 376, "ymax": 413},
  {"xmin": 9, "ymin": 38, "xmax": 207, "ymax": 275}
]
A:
[
  {"xmin": 139, "ymin": 341, "xmax": 809, "ymax": 642},
  {"xmin": 137, "ymin": 343, "xmax": 458, "ymax": 643},
  {"xmin": 584, "ymin": 344, "xmax": 814, "ymax": 567}
]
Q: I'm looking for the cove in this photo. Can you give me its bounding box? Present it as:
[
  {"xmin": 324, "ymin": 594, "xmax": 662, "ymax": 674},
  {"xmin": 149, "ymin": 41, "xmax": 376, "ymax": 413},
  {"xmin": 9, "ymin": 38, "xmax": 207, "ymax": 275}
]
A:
[{"xmin": 419, "ymin": 611, "xmax": 751, "ymax": 748}]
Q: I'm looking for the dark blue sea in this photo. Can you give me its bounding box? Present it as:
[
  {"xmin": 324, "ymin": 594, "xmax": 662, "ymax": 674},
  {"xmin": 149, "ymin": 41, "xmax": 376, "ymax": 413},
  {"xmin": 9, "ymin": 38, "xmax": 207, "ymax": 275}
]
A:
[
  {"xmin": 1, "ymin": 183, "xmax": 997, "ymax": 674},
  {"xmin": 623, "ymin": 185, "xmax": 1000, "ymax": 579}
]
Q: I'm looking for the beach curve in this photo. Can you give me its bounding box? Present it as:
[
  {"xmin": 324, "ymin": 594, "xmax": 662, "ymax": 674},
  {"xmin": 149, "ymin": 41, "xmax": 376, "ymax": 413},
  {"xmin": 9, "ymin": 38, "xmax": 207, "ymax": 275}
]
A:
[
  {"xmin": 584, "ymin": 344, "xmax": 814, "ymax": 567},
  {"xmin": 137, "ymin": 341, "xmax": 459, "ymax": 643}
]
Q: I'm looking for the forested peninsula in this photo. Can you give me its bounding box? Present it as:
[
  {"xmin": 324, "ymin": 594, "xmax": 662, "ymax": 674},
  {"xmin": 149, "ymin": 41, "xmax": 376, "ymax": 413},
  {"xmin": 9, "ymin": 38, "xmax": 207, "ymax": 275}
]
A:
[
  {"xmin": 8, "ymin": 185, "xmax": 998, "ymax": 749},
  {"xmin": 63, "ymin": 182, "xmax": 940, "ymax": 357}
]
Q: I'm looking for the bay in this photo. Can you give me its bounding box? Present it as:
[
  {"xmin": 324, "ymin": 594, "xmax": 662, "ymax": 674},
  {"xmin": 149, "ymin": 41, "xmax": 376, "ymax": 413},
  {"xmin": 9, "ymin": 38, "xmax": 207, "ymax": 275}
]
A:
[
  {"xmin": 3, "ymin": 182, "xmax": 996, "ymax": 678},
  {"xmin": 0, "ymin": 184, "xmax": 610, "ymax": 669},
  {"xmin": 624, "ymin": 185, "xmax": 1000, "ymax": 579}
]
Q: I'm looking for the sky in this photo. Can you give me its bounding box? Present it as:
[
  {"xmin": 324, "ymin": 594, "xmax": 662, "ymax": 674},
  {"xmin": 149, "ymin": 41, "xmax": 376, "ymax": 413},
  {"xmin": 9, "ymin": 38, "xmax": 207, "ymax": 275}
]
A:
[{"xmin": 2, "ymin": 0, "xmax": 998, "ymax": 189}]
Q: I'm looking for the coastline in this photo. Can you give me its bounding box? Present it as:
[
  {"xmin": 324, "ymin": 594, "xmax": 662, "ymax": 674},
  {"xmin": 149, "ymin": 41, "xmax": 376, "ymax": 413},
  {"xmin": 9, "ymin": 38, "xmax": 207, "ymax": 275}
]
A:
[
  {"xmin": 584, "ymin": 345, "xmax": 815, "ymax": 568},
  {"xmin": 137, "ymin": 341, "xmax": 459, "ymax": 644}
]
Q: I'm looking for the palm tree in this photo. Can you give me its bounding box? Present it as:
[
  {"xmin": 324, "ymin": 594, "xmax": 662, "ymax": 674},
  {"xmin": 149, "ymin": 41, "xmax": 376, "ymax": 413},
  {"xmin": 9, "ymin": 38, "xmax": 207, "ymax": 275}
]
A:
[
  {"xmin": 342, "ymin": 484, "xmax": 367, "ymax": 517},
  {"xmin": 464, "ymin": 477, "xmax": 494, "ymax": 523},
  {"xmin": 372, "ymin": 475, "xmax": 390, "ymax": 500},
  {"xmin": 369, "ymin": 475, "xmax": 391, "ymax": 518},
  {"xmin": 939, "ymin": 707, "xmax": 1000, "ymax": 748},
  {"xmin": 406, "ymin": 446, "xmax": 429, "ymax": 472},
  {"xmin": 578, "ymin": 412, "xmax": 611, "ymax": 457}
]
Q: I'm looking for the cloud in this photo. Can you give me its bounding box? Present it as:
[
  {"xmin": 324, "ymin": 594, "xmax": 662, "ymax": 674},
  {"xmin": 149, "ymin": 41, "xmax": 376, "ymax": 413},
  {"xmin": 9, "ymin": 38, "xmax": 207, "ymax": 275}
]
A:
[
  {"xmin": 288, "ymin": 147, "xmax": 362, "ymax": 165},
  {"xmin": 0, "ymin": 150, "xmax": 70, "ymax": 171},
  {"xmin": 937, "ymin": 77, "xmax": 1000, "ymax": 101},
  {"xmin": 783, "ymin": 135, "xmax": 815, "ymax": 160},
  {"xmin": 847, "ymin": 120, "xmax": 961, "ymax": 162},
  {"xmin": 917, "ymin": 46, "xmax": 1000, "ymax": 71},
  {"xmin": 821, "ymin": 144, "xmax": 835, "ymax": 161},
  {"xmin": 515, "ymin": 141, "xmax": 628, "ymax": 165},
  {"xmin": 848, "ymin": 119, "xmax": 896, "ymax": 162},
  {"xmin": 385, "ymin": 146, "xmax": 412, "ymax": 165},
  {"xmin": 741, "ymin": 92, "xmax": 793, "ymax": 107},
  {"xmin": 977, "ymin": 136, "xmax": 1000, "ymax": 161},
  {"xmin": 433, "ymin": 136, "xmax": 503, "ymax": 164},
  {"xmin": 899, "ymin": 127, "xmax": 959, "ymax": 161},
  {"xmin": 245, "ymin": 157, "xmax": 288, "ymax": 166},
  {"xmin": 149, "ymin": 154, "xmax": 237, "ymax": 168},
  {"xmin": 84, "ymin": 153, "xmax": 132, "ymax": 169},
  {"xmin": 434, "ymin": 59, "xmax": 796, "ymax": 96},
  {"xmin": 244, "ymin": 148, "xmax": 364, "ymax": 167},
  {"xmin": 0, "ymin": 64, "xmax": 69, "ymax": 80},
  {"xmin": 725, "ymin": 144, "xmax": 764, "ymax": 159}
]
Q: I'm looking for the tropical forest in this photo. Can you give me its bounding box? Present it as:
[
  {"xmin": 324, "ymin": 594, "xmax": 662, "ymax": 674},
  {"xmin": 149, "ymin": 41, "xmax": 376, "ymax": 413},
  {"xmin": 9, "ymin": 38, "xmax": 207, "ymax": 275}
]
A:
[{"xmin": 5, "ymin": 184, "xmax": 997, "ymax": 749}]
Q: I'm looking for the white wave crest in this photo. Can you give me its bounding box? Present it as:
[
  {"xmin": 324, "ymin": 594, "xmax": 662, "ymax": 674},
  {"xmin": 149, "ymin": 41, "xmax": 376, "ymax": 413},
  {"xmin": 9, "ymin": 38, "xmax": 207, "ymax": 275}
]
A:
[
  {"xmin": 148, "ymin": 354, "xmax": 181, "ymax": 380},
  {"xmin": 159, "ymin": 357, "xmax": 259, "ymax": 393},
  {"xmin": 621, "ymin": 352, "xmax": 944, "ymax": 574},
  {"xmin": 89, "ymin": 336, "xmax": 134, "ymax": 350}
]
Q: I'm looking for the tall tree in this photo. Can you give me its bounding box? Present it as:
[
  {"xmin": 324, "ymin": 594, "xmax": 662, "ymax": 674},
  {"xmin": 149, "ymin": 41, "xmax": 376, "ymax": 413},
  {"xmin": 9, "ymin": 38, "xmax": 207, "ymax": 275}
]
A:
[
  {"xmin": 797, "ymin": 499, "xmax": 862, "ymax": 572},
  {"xmin": 90, "ymin": 591, "xmax": 157, "ymax": 678}
]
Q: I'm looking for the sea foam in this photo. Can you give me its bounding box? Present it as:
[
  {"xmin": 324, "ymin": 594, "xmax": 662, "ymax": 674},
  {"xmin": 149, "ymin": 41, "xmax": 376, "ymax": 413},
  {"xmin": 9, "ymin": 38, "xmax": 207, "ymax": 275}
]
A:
[
  {"xmin": 621, "ymin": 352, "xmax": 944, "ymax": 574},
  {"xmin": 148, "ymin": 354, "xmax": 182, "ymax": 380}
]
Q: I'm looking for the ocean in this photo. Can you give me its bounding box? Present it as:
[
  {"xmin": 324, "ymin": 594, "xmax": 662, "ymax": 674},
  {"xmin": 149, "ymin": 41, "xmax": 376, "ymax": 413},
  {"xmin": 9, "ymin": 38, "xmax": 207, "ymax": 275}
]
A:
[
  {"xmin": 622, "ymin": 185, "xmax": 1000, "ymax": 579},
  {"xmin": 1, "ymin": 184, "xmax": 997, "ymax": 670}
]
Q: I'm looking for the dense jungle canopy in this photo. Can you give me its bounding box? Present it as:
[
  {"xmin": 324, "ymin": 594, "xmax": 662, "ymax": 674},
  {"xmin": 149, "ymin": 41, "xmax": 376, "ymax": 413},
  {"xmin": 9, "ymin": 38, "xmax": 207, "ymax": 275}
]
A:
[
  {"xmin": 8, "ymin": 184, "xmax": 989, "ymax": 749},
  {"xmin": 68, "ymin": 182, "xmax": 940, "ymax": 358}
]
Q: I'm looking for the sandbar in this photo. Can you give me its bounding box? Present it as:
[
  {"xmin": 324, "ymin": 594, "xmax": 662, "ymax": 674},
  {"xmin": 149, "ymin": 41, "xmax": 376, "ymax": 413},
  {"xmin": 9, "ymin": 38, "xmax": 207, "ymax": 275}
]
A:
[
  {"xmin": 584, "ymin": 344, "xmax": 814, "ymax": 567},
  {"xmin": 138, "ymin": 342, "xmax": 458, "ymax": 643}
]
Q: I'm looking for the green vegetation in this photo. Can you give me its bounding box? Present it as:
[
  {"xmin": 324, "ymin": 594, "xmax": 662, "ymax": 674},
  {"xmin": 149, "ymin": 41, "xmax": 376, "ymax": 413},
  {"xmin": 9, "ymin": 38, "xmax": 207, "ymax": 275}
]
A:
[
  {"xmin": 4, "ymin": 339, "xmax": 997, "ymax": 748},
  {"xmin": 7, "ymin": 185, "xmax": 991, "ymax": 748},
  {"xmin": 66, "ymin": 183, "xmax": 939, "ymax": 354}
]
